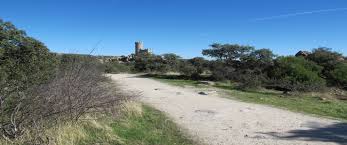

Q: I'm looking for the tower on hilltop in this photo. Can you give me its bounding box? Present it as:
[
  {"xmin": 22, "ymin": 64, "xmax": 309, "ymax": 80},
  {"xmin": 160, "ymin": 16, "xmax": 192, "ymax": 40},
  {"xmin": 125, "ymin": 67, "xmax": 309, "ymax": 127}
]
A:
[{"xmin": 135, "ymin": 41, "xmax": 143, "ymax": 56}]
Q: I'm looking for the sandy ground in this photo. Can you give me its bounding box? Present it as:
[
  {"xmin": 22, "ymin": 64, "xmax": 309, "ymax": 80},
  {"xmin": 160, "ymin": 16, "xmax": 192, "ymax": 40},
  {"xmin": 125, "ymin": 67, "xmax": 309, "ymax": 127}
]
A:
[{"xmin": 110, "ymin": 74, "xmax": 347, "ymax": 145}]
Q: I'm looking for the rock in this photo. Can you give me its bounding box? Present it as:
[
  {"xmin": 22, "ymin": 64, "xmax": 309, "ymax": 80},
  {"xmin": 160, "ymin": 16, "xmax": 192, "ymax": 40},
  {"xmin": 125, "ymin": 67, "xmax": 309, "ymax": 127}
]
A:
[
  {"xmin": 319, "ymin": 97, "xmax": 327, "ymax": 101},
  {"xmin": 295, "ymin": 51, "xmax": 311, "ymax": 57},
  {"xmin": 198, "ymin": 92, "xmax": 208, "ymax": 95}
]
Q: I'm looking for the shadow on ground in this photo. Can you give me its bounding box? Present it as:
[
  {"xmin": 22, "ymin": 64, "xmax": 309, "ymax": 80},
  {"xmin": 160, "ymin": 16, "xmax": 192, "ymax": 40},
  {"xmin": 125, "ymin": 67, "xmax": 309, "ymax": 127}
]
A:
[{"xmin": 260, "ymin": 122, "xmax": 347, "ymax": 145}]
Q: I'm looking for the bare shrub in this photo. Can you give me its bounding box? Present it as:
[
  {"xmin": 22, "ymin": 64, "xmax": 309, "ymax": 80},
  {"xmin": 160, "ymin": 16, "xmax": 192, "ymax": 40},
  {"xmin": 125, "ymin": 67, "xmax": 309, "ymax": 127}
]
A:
[{"xmin": 0, "ymin": 54, "xmax": 131, "ymax": 140}]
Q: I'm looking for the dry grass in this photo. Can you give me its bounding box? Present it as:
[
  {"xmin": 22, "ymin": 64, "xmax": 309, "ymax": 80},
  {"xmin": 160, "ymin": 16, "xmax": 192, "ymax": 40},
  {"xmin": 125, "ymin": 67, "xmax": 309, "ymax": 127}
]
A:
[{"xmin": 0, "ymin": 102, "xmax": 195, "ymax": 145}]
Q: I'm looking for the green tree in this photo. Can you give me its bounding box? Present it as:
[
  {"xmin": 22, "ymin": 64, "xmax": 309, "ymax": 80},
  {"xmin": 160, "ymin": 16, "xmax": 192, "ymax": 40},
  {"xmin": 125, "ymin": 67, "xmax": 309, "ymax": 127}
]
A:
[
  {"xmin": 188, "ymin": 57, "xmax": 207, "ymax": 75},
  {"xmin": 307, "ymin": 47, "xmax": 344, "ymax": 84},
  {"xmin": 162, "ymin": 53, "xmax": 181, "ymax": 72},
  {"xmin": 0, "ymin": 19, "xmax": 58, "ymax": 137},
  {"xmin": 202, "ymin": 43, "xmax": 254, "ymax": 63},
  {"xmin": 0, "ymin": 19, "xmax": 57, "ymax": 98},
  {"xmin": 330, "ymin": 62, "xmax": 347, "ymax": 89},
  {"xmin": 178, "ymin": 61, "xmax": 197, "ymax": 77},
  {"xmin": 134, "ymin": 53, "xmax": 167, "ymax": 73},
  {"xmin": 236, "ymin": 49, "xmax": 276, "ymax": 89}
]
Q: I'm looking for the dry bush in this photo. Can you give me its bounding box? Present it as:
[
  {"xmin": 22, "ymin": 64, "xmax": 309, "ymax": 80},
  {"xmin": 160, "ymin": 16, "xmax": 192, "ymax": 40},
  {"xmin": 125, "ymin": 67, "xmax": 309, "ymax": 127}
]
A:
[{"xmin": 0, "ymin": 55, "xmax": 132, "ymax": 142}]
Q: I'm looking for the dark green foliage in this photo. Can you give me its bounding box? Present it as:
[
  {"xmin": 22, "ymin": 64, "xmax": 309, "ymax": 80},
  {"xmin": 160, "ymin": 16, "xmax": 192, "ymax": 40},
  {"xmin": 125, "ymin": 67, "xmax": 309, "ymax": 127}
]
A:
[
  {"xmin": 0, "ymin": 19, "xmax": 58, "ymax": 138},
  {"xmin": 307, "ymin": 47, "xmax": 343, "ymax": 71},
  {"xmin": 178, "ymin": 57, "xmax": 207, "ymax": 79},
  {"xmin": 178, "ymin": 60, "xmax": 198, "ymax": 77},
  {"xmin": 307, "ymin": 47, "xmax": 345, "ymax": 86},
  {"xmin": 162, "ymin": 53, "xmax": 181, "ymax": 72},
  {"xmin": 236, "ymin": 49, "xmax": 276, "ymax": 89},
  {"xmin": 188, "ymin": 57, "xmax": 207, "ymax": 75},
  {"xmin": 203, "ymin": 45, "xmax": 276, "ymax": 89},
  {"xmin": 104, "ymin": 61, "xmax": 133, "ymax": 74},
  {"xmin": 202, "ymin": 43, "xmax": 254, "ymax": 63},
  {"xmin": 134, "ymin": 54, "xmax": 168, "ymax": 73},
  {"xmin": 270, "ymin": 56, "xmax": 326, "ymax": 92},
  {"xmin": 243, "ymin": 48, "xmax": 276, "ymax": 65},
  {"xmin": 0, "ymin": 19, "xmax": 58, "ymax": 96},
  {"xmin": 330, "ymin": 63, "xmax": 347, "ymax": 89}
]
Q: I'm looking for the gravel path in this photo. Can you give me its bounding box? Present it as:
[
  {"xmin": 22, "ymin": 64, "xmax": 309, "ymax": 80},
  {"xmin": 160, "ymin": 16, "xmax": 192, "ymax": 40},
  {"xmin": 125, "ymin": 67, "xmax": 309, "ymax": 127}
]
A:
[{"xmin": 110, "ymin": 74, "xmax": 347, "ymax": 145}]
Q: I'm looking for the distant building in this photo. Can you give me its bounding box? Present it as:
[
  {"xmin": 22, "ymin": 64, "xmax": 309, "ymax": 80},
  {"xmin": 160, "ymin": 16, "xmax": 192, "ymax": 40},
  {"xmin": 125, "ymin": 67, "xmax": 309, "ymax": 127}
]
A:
[{"xmin": 135, "ymin": 41, "xmax": 152, "ymax": 56}]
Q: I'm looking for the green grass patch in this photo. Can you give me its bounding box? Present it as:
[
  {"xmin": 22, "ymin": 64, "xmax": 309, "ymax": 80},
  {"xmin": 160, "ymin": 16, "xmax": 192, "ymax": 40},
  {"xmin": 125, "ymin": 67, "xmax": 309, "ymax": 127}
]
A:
[
  {"xmin": 111, "ymin": 104, "xmax": 194, "ymax": 145},
  {"xmin": 148, "ymin": 75, "xmax": 347, "ymax": 121}
]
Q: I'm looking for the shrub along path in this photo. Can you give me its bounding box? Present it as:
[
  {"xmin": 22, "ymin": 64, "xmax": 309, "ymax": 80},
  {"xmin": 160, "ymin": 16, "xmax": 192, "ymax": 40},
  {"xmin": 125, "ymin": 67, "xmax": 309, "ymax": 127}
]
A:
[{"xmin": 110, "ymin": 74, "xmax": 347, "ymax": 145}]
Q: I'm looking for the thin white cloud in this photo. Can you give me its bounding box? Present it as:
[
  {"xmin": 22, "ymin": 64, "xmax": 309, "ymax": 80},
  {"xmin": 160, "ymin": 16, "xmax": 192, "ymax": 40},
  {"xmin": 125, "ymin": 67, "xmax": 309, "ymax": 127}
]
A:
[{"xmin": 251, "ymin": 7, "xmax": 347, "ymax": 21}]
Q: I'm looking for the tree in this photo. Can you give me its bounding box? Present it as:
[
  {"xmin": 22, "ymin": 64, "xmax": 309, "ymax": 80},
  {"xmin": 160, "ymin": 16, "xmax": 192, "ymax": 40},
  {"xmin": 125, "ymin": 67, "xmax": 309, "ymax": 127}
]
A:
[
  {"xmin": 232, "ymin": 49, "xmax": 276, "ymax": 89},
  {"xmin": 269, "ymin": 56, "xmax": 326, "ymax": 93},
  {"xmin": 162, "ymin": 53, "xmax": 181, "ymax": 72},
  {"xmin": 202, "ymin": 43, "xmax": 256, "ymax": 81},
  {"xmin": 307, "ymin": 47, "xmax": 343, "ymax": 69},
  {"xmin": 134, "ymin": 53, "xmax": 167, "ymax": 73},
  {"xmin": 202, "ymin": 43, "xmax": 254, "ymax": 63},
  {"xmin": 188, "ymin": 57, "xmax": 207, "ymax": 75},
  {"xmin": 307, "ymin": 47, "xmax": 344, "ymax": 80},
  {"xmin": 330, "ymin": 62, "xmax": 347, "ymax": 89},
  {"xmin": 178, "ymin": 60, "xmax": 197, "ymax": 77},
  {"xmin": 245, "ymin": 48, "xmax": 276, "ymax": 64},
  {"xmin": 0, "ymin": 19, "xmax": 58, "ymax": 138},
  {"xmin": 0, "ymin": 19, "xmax": 57, "ymax": 101}
]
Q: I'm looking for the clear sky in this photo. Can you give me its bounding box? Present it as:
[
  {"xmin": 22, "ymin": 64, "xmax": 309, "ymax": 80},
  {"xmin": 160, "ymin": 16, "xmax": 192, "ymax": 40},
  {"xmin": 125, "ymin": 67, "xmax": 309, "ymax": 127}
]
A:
[{"xmin": 1, "ymin": 0, "xmax": 346, "ymax": 58}]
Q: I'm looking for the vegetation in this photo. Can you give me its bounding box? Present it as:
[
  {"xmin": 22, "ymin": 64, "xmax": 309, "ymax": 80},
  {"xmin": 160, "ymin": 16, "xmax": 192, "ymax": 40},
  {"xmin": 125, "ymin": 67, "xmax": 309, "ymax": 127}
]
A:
[
  {"xmin": 0, "ymin": 19, "xmax": 58, "ymax": 138},
  {"xmin": 330, "ymin": 62, "xmax": 347, "ymax": 89},
  {"xmin": 104, "ymin": 61, "xmax": 134, "ymax": 74},
  {"xmin": 0, "ymin": 102, "xmax": 195, "ymax": 145},
  {"xmin": 134, "ymin": 53, "xmax": 168, "ymax": 73},
  {"xmin": 269, "ymin": 56, "xmax": 326, "ymax": 92},
  {"xmin": 131, "ymin": 42, "xmax": 346, "ymax": 99},
  {"xmin": 112, "ymin": 103, "xmax": 194, "ymax": 145}
]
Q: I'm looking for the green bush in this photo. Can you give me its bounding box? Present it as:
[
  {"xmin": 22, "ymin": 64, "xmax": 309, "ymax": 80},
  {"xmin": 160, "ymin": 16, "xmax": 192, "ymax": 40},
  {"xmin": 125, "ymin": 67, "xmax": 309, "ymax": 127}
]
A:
[
  {"xmin": 104, "ymin": 61, "xmax": 133, "ymax": 74},
  {"xmin": 0, "ymin": 20, "xmax": 58, "ymax": 95},
  {"xmin": 270, "ymin": 56, "xmax": 326, "ymax": 92},
  {"xmin": 188, "ymin": 57, "xmax": 207, "ymax": 75},
  {"xmin": 0, "ymin": 19, "xmax": 58, "ymax": 138},
  {"xmin": 178, "ymin": 61, "xmax": 197, "ymax": 77},
  {"xmin": 162, "ymin": 53, "xmax": 181, "ymax": 72},
  {"xmin": 134, "ymin": 54, "xmax": 168, "ymax": 73},
  {"xmin": 330, "ymin": 62, "xmax": 347, "ymax": 89},
  {"xmin": 307, "ymin": 47, "xmax": 345, "ymax": 86}
]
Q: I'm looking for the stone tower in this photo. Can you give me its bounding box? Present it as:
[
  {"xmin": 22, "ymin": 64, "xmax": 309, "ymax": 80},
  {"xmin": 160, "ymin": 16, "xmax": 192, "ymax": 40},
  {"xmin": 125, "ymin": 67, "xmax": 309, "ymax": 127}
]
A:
[{"xmin": 135, "ymin": 41, "xmax": 143, "ymax": 55}]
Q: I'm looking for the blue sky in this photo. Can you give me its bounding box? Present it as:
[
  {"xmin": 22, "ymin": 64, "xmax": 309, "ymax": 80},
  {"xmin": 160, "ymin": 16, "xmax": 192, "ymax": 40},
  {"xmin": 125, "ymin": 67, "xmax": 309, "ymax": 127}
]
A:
[{"xmin": 1, "ymin": 0, "xmax": 346, "ymax": 58}]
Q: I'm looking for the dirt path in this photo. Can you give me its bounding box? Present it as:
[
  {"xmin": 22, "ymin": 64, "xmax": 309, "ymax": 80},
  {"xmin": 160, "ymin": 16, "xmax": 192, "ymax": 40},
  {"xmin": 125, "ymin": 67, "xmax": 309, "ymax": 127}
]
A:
[{"xmin": 110, "ymin": 74, "xmax": 347, "ymax": 145}]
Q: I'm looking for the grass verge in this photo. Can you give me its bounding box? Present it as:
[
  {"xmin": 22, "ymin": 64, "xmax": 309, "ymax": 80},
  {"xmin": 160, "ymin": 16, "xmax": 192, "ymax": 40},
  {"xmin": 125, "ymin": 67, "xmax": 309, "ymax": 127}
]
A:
[
  {"xmin": 111, "ymin": 103, "xmax": 195, "ymax": 145},
  {"xmin": 0, "ymin": 102, "xmax": 195, "ymax": 145},
  {"xmin": 147, "ymin": 75, "xmax": 347, "ymax": 121}
]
